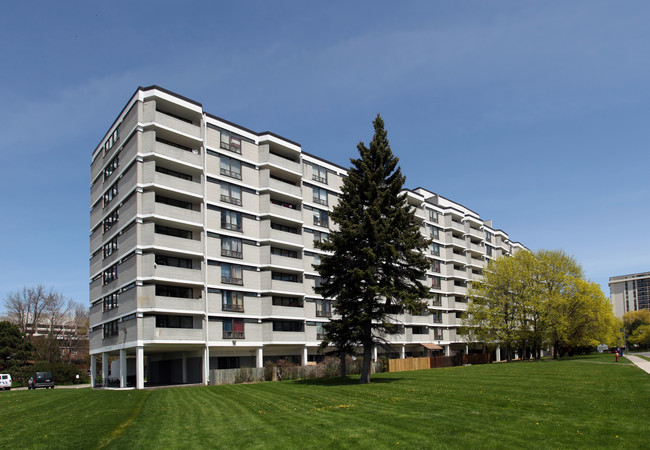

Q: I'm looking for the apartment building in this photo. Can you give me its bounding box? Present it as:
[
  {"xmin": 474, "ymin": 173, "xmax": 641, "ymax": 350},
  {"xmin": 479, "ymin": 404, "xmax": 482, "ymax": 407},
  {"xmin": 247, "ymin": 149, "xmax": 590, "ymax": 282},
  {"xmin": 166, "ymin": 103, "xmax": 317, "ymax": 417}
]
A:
[
  {"xmin": 89, "ymin": 86, "xmax": 524, "ymax": 388},
  {"xmin": 610, "ymin": 272, "xmax": 650, "ymax": 317}
]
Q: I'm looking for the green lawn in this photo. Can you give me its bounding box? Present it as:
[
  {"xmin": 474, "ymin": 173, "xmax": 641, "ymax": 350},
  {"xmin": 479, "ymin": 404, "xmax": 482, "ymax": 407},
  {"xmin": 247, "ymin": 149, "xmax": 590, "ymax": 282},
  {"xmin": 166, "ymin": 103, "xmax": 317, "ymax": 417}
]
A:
[{"xmin": 1, "ymin": 355, "xmax": 648, "ymax": 449}]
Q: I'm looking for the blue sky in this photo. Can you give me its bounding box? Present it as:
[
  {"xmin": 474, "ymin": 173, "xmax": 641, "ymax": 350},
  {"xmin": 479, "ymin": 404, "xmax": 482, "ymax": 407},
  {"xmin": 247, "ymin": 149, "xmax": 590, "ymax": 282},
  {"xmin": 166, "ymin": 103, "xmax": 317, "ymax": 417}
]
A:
[{"xmin": 1, "ymin": 1, "xmax": 648, "ymax": 311}]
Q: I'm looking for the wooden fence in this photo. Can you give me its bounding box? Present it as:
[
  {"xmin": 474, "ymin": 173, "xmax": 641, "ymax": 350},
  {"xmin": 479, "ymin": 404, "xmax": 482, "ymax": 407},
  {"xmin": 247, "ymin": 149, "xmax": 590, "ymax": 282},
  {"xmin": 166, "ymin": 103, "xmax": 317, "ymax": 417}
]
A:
[{"xmin": 388, "ymin": 353, "xmax": 492, "ymax": 373}]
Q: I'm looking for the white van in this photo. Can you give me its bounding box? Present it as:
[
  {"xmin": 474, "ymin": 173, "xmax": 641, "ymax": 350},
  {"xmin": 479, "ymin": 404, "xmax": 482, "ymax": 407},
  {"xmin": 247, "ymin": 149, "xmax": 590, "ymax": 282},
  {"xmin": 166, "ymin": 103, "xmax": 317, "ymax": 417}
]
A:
[{"xmin": 0, "ymin": 374, "xmax": 11, "ymax": 390}]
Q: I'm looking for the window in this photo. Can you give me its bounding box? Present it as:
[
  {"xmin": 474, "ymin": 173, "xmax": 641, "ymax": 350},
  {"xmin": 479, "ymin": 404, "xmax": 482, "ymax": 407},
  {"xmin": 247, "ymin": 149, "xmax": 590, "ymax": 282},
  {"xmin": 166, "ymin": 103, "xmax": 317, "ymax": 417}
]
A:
[
  {"xmin": 156, "ymin": 194, "xmax": 193, "ymax": 210},
  {"xmin": 432, "ymin": 276, "xmax": 441, "ymax": 289},
  {"xmin": 412, "ymin": 326, "xmax": 428, "ymax": 335},
  {"xmin": 155, "ymin": 224, "xmax": 192, "ymax": 240},
  {"xmin": 430, "ymin": 226, "xmax": 440, "ymax": 240},
  {"xmin": 103, "ymin": 237, "xmax": 118, "ymax": 258},
  {"xmin": 103, "ymin": 293, "xmax": 119, "ymax": 312},
  {"xmin": 103, "ymin": 264, "xmax": 118, "ymax": 285},
  {"xmin": 271, "ymin": 222, "xmax": 298, "ymax": 234},
  {"xmin": 156, "ymin": 165, "xmax": 192, "ymax": 181},
  {"xmin": 273, "ymin": 320, "xmax": 304, "ymax": 332},
  {"xmin": 272, "ymin": 296, "xmax": 303, "ymax": 307},
  {"xmin": 155, "ymin": 254, "xmax": 193, "ymax": 269},
  {"xmin": 103, "ymin": 209, "xmax": 119, "ymax": 232},
  {"xmin": 156, "ymin": 285, "xmax": 193, "ymax": 298},
  {"xmin": 312, "ymin": 253, "xmax": 321, "ymax": 268},
  {"xmin": 221, "ymin": 237, "xmax": 243, "ymax": 258},
  {"xmin": 272, "ymin": 272, "xmax": 299, "ymax": 282},
  {"xmin": 431, "ymin": 260, "xmax": 441, "ymax": 273},
  {"xmin": 222, "ymin": 264, "xmax": 243, "ymax": 285},
  {"xmin": 313, "ymin": 230, "xmax": 328, "ymax": 244},
  {"xmin": 428, "ymin": 209, "xmax": 439, "ymax": 223},
  {"xmin": 431, "ymin": 243, "xmax": 440, "ymax": 256},
  {"xmin": 486, "ymin": 245, "xmax": 493, "ymax": 257},
  {"xmin": 315, "ymin": 299, "xmax": 331, "ymax": 318},
  {"xmin": 271, "ymin": 247, "xmax": 298, "ymax": 258},
  {"xmin": 104, "ymin": 156, "xmax": 119, "ymax": 180},
  {"xmin": 222, "ymin": 291, "xmax": 244, "ymax": 312},
  {"xmin": 485, "ymin": 231, "xmax": 492, "ymax": 243},
  {"xmin": 431, "ymin": 293, "xmax": 442, "ymax": 306},
  {"xmin": 312, "ymin": 164, "xmax": 327, "ymax": 184},
  {"xmin": 434, "ymin": 329, "xmax": 443, "ymax": 340},
  {"xmin": 220, "ymin": 156, "xmax": 242, "ymax": 179},
  {"xmin": 316, "ymin": 323, "xmax": 326, "ymax": 340},
  {"xmin": 432, "ymin": 312, "xmax": 442, "ymax": 323},
  {"xmin": 312, "ymin": 187, "xmax": 328, "ymax": 205},
  {"xmin": 103, "ymin": 320, "xmax": 119, "ymax": 338},
  {"xmin": 103, "ymin": 181, "xmax": 119, "ymax": 208},
  {"xmin": 221, "ymin": 210, "xmax": 242, "ymax": 231},
  {"xmin": 156, "ymin": 315, "xmax": 194, "ymax": 328},
  {"xmin": 221, "ymin": 182, "xmax": 242, "ymax": 205},
  {"xmin": 223, "ymin": 318, "xmax": 244, "ymax": 338},
  {"xmin": 220, "ymin": 130, "xmax": 242, "ymax": 153},
  {"xmin": 313, "ymin": 208, "xmax": 328, "ymax": 227},
  {"xmin": 104, "ymin": 128, "xmax": 119, "ymax": 153}
]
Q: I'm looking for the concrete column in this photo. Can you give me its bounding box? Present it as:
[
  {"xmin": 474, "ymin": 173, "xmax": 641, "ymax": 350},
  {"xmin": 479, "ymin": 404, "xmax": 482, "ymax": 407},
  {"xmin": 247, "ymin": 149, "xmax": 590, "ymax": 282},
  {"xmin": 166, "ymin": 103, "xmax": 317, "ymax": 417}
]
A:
[
  {"xmin": 445, "ymin": 345, "xmax": 451, "ymax": 357},
  {"xmin": 302, "ymin": 346, "xmax": 308, "ymax": 366},
  {"xmin": 102, "ymin": 353, "xmax": 109, "ymax": 387},
  {"xmin": 465, "ymin": 345, "xmax": 469, "ymax": 354},
  {"xmin": 203, "ymin": 346, "xmax": 210, "ymax": 385},
  {"xmin": 182, "ymin": 353, "xmax": 187, "ymax": 384},
  {"xmin": 119, "ymin": 349, "xmax": 127, "ymax": 388},
  {"xmin": 256, "ymin": 347, "xmax": 264, "ymax": 368},
  {"xmin": 136, "ymin": 346, "xmax": 144, "ymax": 390},
  {"xmin": 496, "ymin": 346, "xmax": 501, "ymax": 362},
  {"xmin": 372, "ymin": 346, "xmax": 378, "ymax": 362},
  {"xmin": 90, "ymin": 355, "xmax": 97, "ymax": 388},
  {"xmin": 400, "ymin": 344, "xmax": 406, "ymax": 359}
]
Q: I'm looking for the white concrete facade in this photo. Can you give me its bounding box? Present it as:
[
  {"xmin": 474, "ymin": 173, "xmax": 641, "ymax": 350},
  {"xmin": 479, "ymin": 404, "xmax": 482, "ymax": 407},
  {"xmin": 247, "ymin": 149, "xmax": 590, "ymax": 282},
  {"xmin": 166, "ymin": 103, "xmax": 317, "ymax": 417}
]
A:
[{"xmin": 89, "ymin": 86, "xmax": 524, "ymax": 388}]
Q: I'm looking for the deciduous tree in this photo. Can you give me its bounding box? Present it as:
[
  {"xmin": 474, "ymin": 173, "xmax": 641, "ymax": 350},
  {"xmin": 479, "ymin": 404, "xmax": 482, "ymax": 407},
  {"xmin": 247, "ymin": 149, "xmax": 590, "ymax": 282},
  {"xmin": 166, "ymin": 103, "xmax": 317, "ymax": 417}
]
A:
[
  {"xmin": 463, "ymin": 250, "xmax": 618, "ymax": 359},
  {"xmin": 315, "ymin": 114, "xmax": 430, "ymax": 383}
]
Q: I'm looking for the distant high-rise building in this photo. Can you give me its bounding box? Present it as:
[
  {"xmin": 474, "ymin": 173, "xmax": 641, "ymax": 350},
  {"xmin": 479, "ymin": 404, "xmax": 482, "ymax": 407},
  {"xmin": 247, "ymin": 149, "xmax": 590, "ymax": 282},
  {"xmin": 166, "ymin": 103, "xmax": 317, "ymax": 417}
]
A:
[
  {"xmin": 89, "ymin": 86, "xmax": 525, "ymax": 388},
  {"xmin": 609, "ymin": 272, "xmax": 650, "ymax": 317}
]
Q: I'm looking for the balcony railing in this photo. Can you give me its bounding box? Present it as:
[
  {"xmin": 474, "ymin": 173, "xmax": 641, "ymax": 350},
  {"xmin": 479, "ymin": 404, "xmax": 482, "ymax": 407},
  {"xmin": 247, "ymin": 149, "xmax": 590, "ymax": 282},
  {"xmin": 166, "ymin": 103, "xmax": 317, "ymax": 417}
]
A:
[
  {"xmin": 221, "ymin": 276, "xmax": 243, "ymax": 285},
  {"xmin": 222, "ymin": 303, "xmax": 244, "ymax": 312},
  {"xmin": 221, "ymin": 223, "xmax": 243, "ymax": 232},
  {"xmin": 220, "ymin": 168, "xmax": 242, "ymax": 180},
  {"xmin": 316, "ymin": 310, "xmax": 332, "ymax": 318},
  {"xmin": 313, "ymin": 197, "xmax": 328, "ymax": 206},
  {"xmin": 220, "ymin": 195, "xmax": 242, "ymax": 206},
  {"xmin": 223, "ymin": 331, "xmax": 245, "ymax": 339},
  {"xmin": 221, "ymin": 250, "xmax": 243, "ymax": 259},
  {"xmin": 312, "ymin": 175, "xmax": 327, "ymax": 184},
  {"xmin": 317, "ymin": 333, "xmax": 327, "ymax": 340}
]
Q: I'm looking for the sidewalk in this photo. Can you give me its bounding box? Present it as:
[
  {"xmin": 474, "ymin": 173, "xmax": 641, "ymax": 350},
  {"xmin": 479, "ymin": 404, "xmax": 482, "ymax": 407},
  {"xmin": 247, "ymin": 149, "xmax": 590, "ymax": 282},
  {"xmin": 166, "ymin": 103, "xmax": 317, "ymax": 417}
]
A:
[{"xmin": 626, "ymin": 355, "xmax": 650, "ymax": 375}]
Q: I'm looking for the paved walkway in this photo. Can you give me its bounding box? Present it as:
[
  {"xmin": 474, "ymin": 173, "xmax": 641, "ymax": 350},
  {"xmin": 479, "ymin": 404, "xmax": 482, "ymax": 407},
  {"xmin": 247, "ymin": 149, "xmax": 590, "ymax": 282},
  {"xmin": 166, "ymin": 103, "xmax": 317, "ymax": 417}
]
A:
[{"xmin": 626, "ymin": 355, "xmax": 650, "ymax": 375}]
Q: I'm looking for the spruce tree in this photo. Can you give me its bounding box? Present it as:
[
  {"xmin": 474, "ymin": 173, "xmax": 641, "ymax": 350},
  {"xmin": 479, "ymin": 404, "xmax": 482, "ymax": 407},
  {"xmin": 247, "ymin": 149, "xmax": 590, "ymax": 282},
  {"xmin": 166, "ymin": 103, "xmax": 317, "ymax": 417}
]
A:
[{"xmin": 315, "ymin": 114, "xmax": 430, "ymax": 383}]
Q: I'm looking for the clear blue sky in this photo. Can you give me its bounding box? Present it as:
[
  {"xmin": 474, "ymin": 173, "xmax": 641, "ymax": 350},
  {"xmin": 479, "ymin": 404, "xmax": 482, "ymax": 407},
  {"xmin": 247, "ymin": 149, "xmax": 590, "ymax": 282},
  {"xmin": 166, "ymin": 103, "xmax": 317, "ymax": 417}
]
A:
[{"xmin": 1, "ymin": 1, "xmax": 648, "ymax": 311}]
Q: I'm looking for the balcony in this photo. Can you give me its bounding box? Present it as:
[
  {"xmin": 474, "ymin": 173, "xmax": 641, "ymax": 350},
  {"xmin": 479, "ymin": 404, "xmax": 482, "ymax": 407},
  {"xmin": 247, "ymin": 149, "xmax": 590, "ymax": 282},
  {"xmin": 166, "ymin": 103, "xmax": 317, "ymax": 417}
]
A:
[
  {"xmin": 154, "ymin": 110, "xmax": 201, "ymax": 140},
  {"xmin": 140, "ymin": 192, "xmax": 202, "ymax": 225},
  {"xmin": 154, "ymin": 139, "xmax": 202, "ymax": 167},
  {"xmin": 258, "ymin": 144, "xmax": 301, "ymax": 175},
  {"xmin": 142, "ymin": 163, "xmax": 202, "ymax": 197}
]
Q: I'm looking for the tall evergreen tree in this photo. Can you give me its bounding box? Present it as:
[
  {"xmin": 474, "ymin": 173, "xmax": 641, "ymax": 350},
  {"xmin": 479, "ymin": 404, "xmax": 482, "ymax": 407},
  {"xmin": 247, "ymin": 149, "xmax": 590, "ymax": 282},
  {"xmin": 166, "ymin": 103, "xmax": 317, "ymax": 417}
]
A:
[{"xmin": 315, "ymin": 114, "xmax": 430, "ymax": 383}]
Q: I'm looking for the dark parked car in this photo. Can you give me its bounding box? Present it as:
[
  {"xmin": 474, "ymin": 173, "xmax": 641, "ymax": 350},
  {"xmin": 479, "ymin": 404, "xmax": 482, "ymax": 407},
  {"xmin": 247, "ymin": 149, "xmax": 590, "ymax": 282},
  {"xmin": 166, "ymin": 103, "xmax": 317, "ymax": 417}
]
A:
[{"xmin": 28, "ymin": 372, "xmax": 55, "ymax": 389}]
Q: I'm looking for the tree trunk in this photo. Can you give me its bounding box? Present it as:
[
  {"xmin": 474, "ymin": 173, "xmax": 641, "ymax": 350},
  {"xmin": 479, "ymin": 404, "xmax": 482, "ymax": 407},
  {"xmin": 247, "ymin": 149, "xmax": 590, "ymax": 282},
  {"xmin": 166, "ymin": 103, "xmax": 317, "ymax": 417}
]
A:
[{"xmin": 360, "ymin": 336, "xmax": 373, "ymax": 383}]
